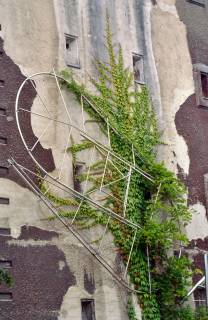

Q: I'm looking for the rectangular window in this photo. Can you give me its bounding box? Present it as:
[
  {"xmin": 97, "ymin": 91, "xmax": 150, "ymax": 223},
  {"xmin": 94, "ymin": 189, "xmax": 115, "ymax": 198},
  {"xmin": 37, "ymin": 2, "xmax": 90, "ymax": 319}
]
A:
[
  {"xmin": 0, "ymin": 260, "xmax": 12, "ymax": 268},
  {"xmin": 0, "ymin": 293, "xmax": 13, "ymax": 301},
  {"xmin": 65, "ymin": 34, "xmax": 80, "ymax": 68},
  {"xmin": 0, "ymin": 197, "xmax": 9, "ymax": 205},
  {"xmin": 193, "ymin": 64, "xmax": 208, "ymax": 107},
  {"xmin": 132, "ymin": 53, "xmax": 145, "ymax": 84},
  {"xmin": 81, "ymin": 299, "xmax": 96, "ymax": 320},
  {"xmin": 187, "ymin": 0, "xmax": 205, "ymax": 7},
  {"xmin": 0, "ymin": 228, "xmax": 11, "ymax": 236},
  {"xmin": 0, "ymin": 107, "xmax": 6, "ymax": 116},
  {"xmin": 0, "ymin": 80, "xmax": 5, "ymax": 87},
  {"xmin": 0, "ymin": 137, "xmax": 7, "ymax": 145},
  {"xmin": 0, "ymin": 166, "xmax": 9, "ymax": 176},
  {"xmin": 201, "ymin": 72, "xmax": 208, "ymax": 98},
  {"xmin": 73, "ymin": 162, "xmax": 85, "ymax": 193}
]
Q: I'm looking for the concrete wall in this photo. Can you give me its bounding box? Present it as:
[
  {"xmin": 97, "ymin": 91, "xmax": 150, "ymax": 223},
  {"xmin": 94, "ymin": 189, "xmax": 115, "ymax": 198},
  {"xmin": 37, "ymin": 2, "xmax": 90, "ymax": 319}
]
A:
[
  {"xmin": 0, "ymin": 0, "xmax": 143, "ymax": 319},
  {"xmin": 1, "ymin": 0, "xmax": 208, "ymax": 317}
]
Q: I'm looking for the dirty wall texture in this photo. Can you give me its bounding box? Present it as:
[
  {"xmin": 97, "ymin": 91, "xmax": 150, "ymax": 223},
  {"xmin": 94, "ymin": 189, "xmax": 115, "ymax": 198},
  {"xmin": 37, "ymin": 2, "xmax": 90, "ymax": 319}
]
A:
[
  {"xmin": 150, "ymin": 0, "xmax": 208, "ymax": 303},
  {"xmin": 0, "ymin": 0, "xmax": 145, "ymax": 319}
]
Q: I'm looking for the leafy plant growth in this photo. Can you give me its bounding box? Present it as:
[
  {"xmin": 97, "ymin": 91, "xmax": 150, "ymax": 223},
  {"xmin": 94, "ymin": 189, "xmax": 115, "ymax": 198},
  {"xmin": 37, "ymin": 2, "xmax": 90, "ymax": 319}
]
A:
[{"xmin": 45, "ymin": 17, "xmax": 200, "ymax": 319}]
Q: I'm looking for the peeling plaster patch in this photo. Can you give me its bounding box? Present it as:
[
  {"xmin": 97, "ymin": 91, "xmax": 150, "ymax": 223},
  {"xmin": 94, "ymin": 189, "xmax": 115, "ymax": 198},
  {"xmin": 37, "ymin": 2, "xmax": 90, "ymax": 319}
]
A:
[
  {"xmin": 174, "ymin": 133, "xmax": 190, "ymax": 175},
  {"xmin": 156, "ymin": 0, "xmax": 178, "ymax": 17},
  {"xmin": 186, "ymin": 202, "xmax": 208, "ymax": 240},
  {"xmin": 151, "ymin": 4, "xmax": 194, "ymax": 176},
  {"xmin": 58, "ymin": 286, "xmax": 92, "ymax": 320},
  {"xmin": 7, "ymin": 239, "xmax": 53, "ymax": 247}
]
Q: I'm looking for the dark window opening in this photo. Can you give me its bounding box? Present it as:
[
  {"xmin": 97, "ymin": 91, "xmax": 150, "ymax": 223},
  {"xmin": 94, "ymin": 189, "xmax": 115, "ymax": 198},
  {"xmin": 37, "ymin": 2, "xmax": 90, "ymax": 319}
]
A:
[
  {"xmin": 73, "ymin": 162, "xmax": 85, "ymax": 192},
  {"xmin": 0, "ymin": 137, "xmax": 7, "ymax": 145},
  {"xmin": 0, "ymin": 197, "xmax": 9, "ymax": 205},
  {"xmin": 0, "ymin": 166, "xmax": 9, "ymax": 176},
  {"xmin": 0, "ymin": 107, "xmax": 6, "ymax": 116},
  {"xmin": 187, "ymin": 0, "xmax": 205, "ymax": 7},
  {"xmin": 0, "ymin": 293, "xmax": 13, "ymax": 301},
  {"xmin": 0, "ymin": 25, "xmax": 1, "ymax": 31},
  {"xmin": 65, "ymin": 34, "xmax": 80, "ymax": 68},
  {"xmin": 201, "ymin": 72, "xmax": 208, "ymax": 98},
  {"xmin": 0, "ymin": 80, "xmax": 5, "ymax": 87},
  {"xmin": 0, "ymin": 260, "xmax": 12, "ymax": 268},
  {"xmin": 132, "ymin": 53, "xmax": 144, "ymax": 84},
  {"xmin": 81, "ymin": 299, "xmax": 96, "ymax": 320},
  {"xmin": 194, "ymin": 288, "xmax": 206, "ymax": 308},
  {"xmin": 0, "ymin": 228, "xmax": 11, "ymax": 236}
]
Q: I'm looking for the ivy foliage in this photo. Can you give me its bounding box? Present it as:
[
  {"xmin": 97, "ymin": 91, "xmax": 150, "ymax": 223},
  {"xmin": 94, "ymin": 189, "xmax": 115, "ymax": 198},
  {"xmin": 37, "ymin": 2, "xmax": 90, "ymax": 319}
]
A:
[
  {"xmin": 0, "ymin": 268, "xmax": 12, "ymax": 287},
  {"xmin": 52, "ymin": 17, "xmax": 198, "ymax": 319}
]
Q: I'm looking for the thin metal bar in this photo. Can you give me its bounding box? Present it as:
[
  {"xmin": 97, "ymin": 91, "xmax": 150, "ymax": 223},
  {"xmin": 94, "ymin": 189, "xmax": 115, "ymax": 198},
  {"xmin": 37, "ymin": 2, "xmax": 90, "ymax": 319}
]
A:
[
  {"xmin": 86, "ymin": 188, "xmax": 123, "ymax": 205},
  {"xmin": 18, "ymin": 107, "xmax": 153, "ymax": 181},
  {"xmin": 123, "ymin": 166, "xmax": 132, "ymax": 218},
  {"xmin": 70, "ymin": 199, "xmax": 84, "ymax": 225},
  {"xmin": 107, "ymin": 118, "xmax": 111, "ymax": 148},
  {"xmin": 147, "ymin": 245, "xmax": 152, "ymax": 294},
  {"xmin": 98, "ymin": 216, "xmax": 111, "ymax": 252},
  {"xmin": 12, "ymin": 160, "xmax": 141, "ymax": 229},
  {"xmin": 9, "ymin": 158, "xmax": 143, "ymax": 294},
  {"xmin": 124, "ymin": 230, "xmax": 137, "ymax": 278},
  {"xmin": 96, "ymin": 146, "xmax": 125, "ymax": 177},
  {"xmin": 58, "ymin": 127, "xmax": 73, "ymax": 180},
  {"xmin": 81, "ymin": 95, "xmax": 86, "ymax": 131},
  {"xmin": 101, "ymin": 174, "xmax": 129, "ymax": 189},
  {"xmin": 186, "ymin": 276, "xmax": 205, "ymax": 298},
  {"xmin": 132, "ymin": 145, "xmax": 135, "ymax": 167},
  {"xmin": 100, "ymin": 151, "xmax": 110, "ymax": 190},
  {"xmin": 27, "ymin": 77, "xmax": 52, "ymax": 117},
  {"xmin": 150, "ymin": 182, "xmax": 162, "ymax": 220},
  {"xmin": 204, "ymin": 253, "xmax": 208, "ymax": 309},
  {"xmin": 83, "ymin": 145, "xmax": 95, "ymax": 194},
  {"xmin": 30, "ymin": 120, "xmax": 53, "ymax": 152},
  {"xmin": 53, "ymin": 68, "xmax": 72, "ymax": 123}
]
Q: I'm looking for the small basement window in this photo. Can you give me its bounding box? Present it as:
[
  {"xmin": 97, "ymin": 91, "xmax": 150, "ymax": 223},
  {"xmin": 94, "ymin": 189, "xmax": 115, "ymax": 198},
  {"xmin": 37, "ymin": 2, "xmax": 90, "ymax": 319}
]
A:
[
  {"xmin": 65, "ymin": 34, "xmax": 80, "ymax": 68},
  {"xmin": 0, "ymin": 137, "xmax": 7, "ymax": 145},
  {"xmin": 81, "ymin": 299, "xmax": 96, "ymax": 320},
  {"xmin": 0, "ymin": 197, "xmax": 9, "ymax": 205},
  {"xmin": 73, "ymin": 162, "xmax": 85, "ymax": 193},
  {"xmin": 186, "ymin": 0, "xmax": 205, "ymax": 7},
  {"xmin": 0, "ymin": 80, "xmax": 4, "ymax": 87},
  {"xmin": 0, "ymin": 228, "xmax": 11, "ymax": 236},
  {"xmin": 0, "ymin": 260, "xmax": 12, "ymax": 268},
  {"xmin": 193, "ymin": 64, "xmax": 208, "ymax": 107},
  {"xmin": 201, "ymin": 72, "xmax": 208, "ymax": 98},
  {"xmin": 0, "ymin": 107, "xmax": 6, "ymax": 116},
  {"xmin": 0, "ymin": 166, "xmax": 9, "ymax": 176},
  {"xmin": 132, "ymin": 53, "xmax": 145, "ymax": 84},
  {"xmin": 0, "ymin": 293, "xmax": 13, "ymax": 301}
]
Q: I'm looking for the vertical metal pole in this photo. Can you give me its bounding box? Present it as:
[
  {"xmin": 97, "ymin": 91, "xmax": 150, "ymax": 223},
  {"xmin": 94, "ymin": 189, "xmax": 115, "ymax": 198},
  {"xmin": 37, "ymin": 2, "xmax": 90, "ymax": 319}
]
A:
[
  {"xmin": 123, "ymin": 167, "xmax": 132, "ymax": 218},
  {"xmin": 204, "ymin": 253, "xmax": 208, "ymax": 309}
]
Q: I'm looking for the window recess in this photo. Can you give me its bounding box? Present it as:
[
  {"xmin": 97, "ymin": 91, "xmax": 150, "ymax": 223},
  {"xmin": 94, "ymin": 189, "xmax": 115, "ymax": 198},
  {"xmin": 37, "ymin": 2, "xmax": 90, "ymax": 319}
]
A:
[
  {"xmin": 0, "ymin": 107, "xmax": 6, "ymax": 116},
  {"xmin": 186, "ymin": 0, "xmax": 205, "ymax": 7},
  {"xmin": 81, "ymin": 299, "xmax": 96, "ymax": 320},
  {"xmin": 0, "ymin": 166, "xmax": 9, "ymax": 176},
  {"xmin": 132, "ymin": 53, "xmax": 145, "ymax": 84},
  {"xmin": 0, "ymin": 293, "xmax": 13, "ymax": 301},
  {"xmin": 0, "ymin": 228, "xmax": 11, "ymax": 236},
  {"xmin": 73, "ymin": 162, "xmax": 86, "ymax": 193},
  {"xmin": 0, "ymin": 260, "xmax": 12, "ymax": 268},
  {"xmin": 193, "ymin": 64, "xmax": 208, "ymax": 107},
  {"xmin": 0, "ymin": 137, "xmax": 7, "ymax": 145},
  {"xmin": 65, "ymin": 34, "xmax": 80, "ymax": 68},
  {"xmin": 0, "ymin": 197, "xmax": 9, "ymax": 205}
]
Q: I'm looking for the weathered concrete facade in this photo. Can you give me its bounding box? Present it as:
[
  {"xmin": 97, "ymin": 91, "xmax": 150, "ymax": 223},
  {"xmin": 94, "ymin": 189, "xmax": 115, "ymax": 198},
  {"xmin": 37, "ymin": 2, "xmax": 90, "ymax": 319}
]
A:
[{"xmin": 0, "ymin": 0, "xmax": 208, "ymax": 318}]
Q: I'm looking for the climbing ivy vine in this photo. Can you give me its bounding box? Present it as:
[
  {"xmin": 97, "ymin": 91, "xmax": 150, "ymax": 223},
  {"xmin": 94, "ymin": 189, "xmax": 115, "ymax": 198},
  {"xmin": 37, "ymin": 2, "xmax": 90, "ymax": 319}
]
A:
[{"xmin": 44, "ymin": 17, "xmax": 206, "ymax": 319}]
